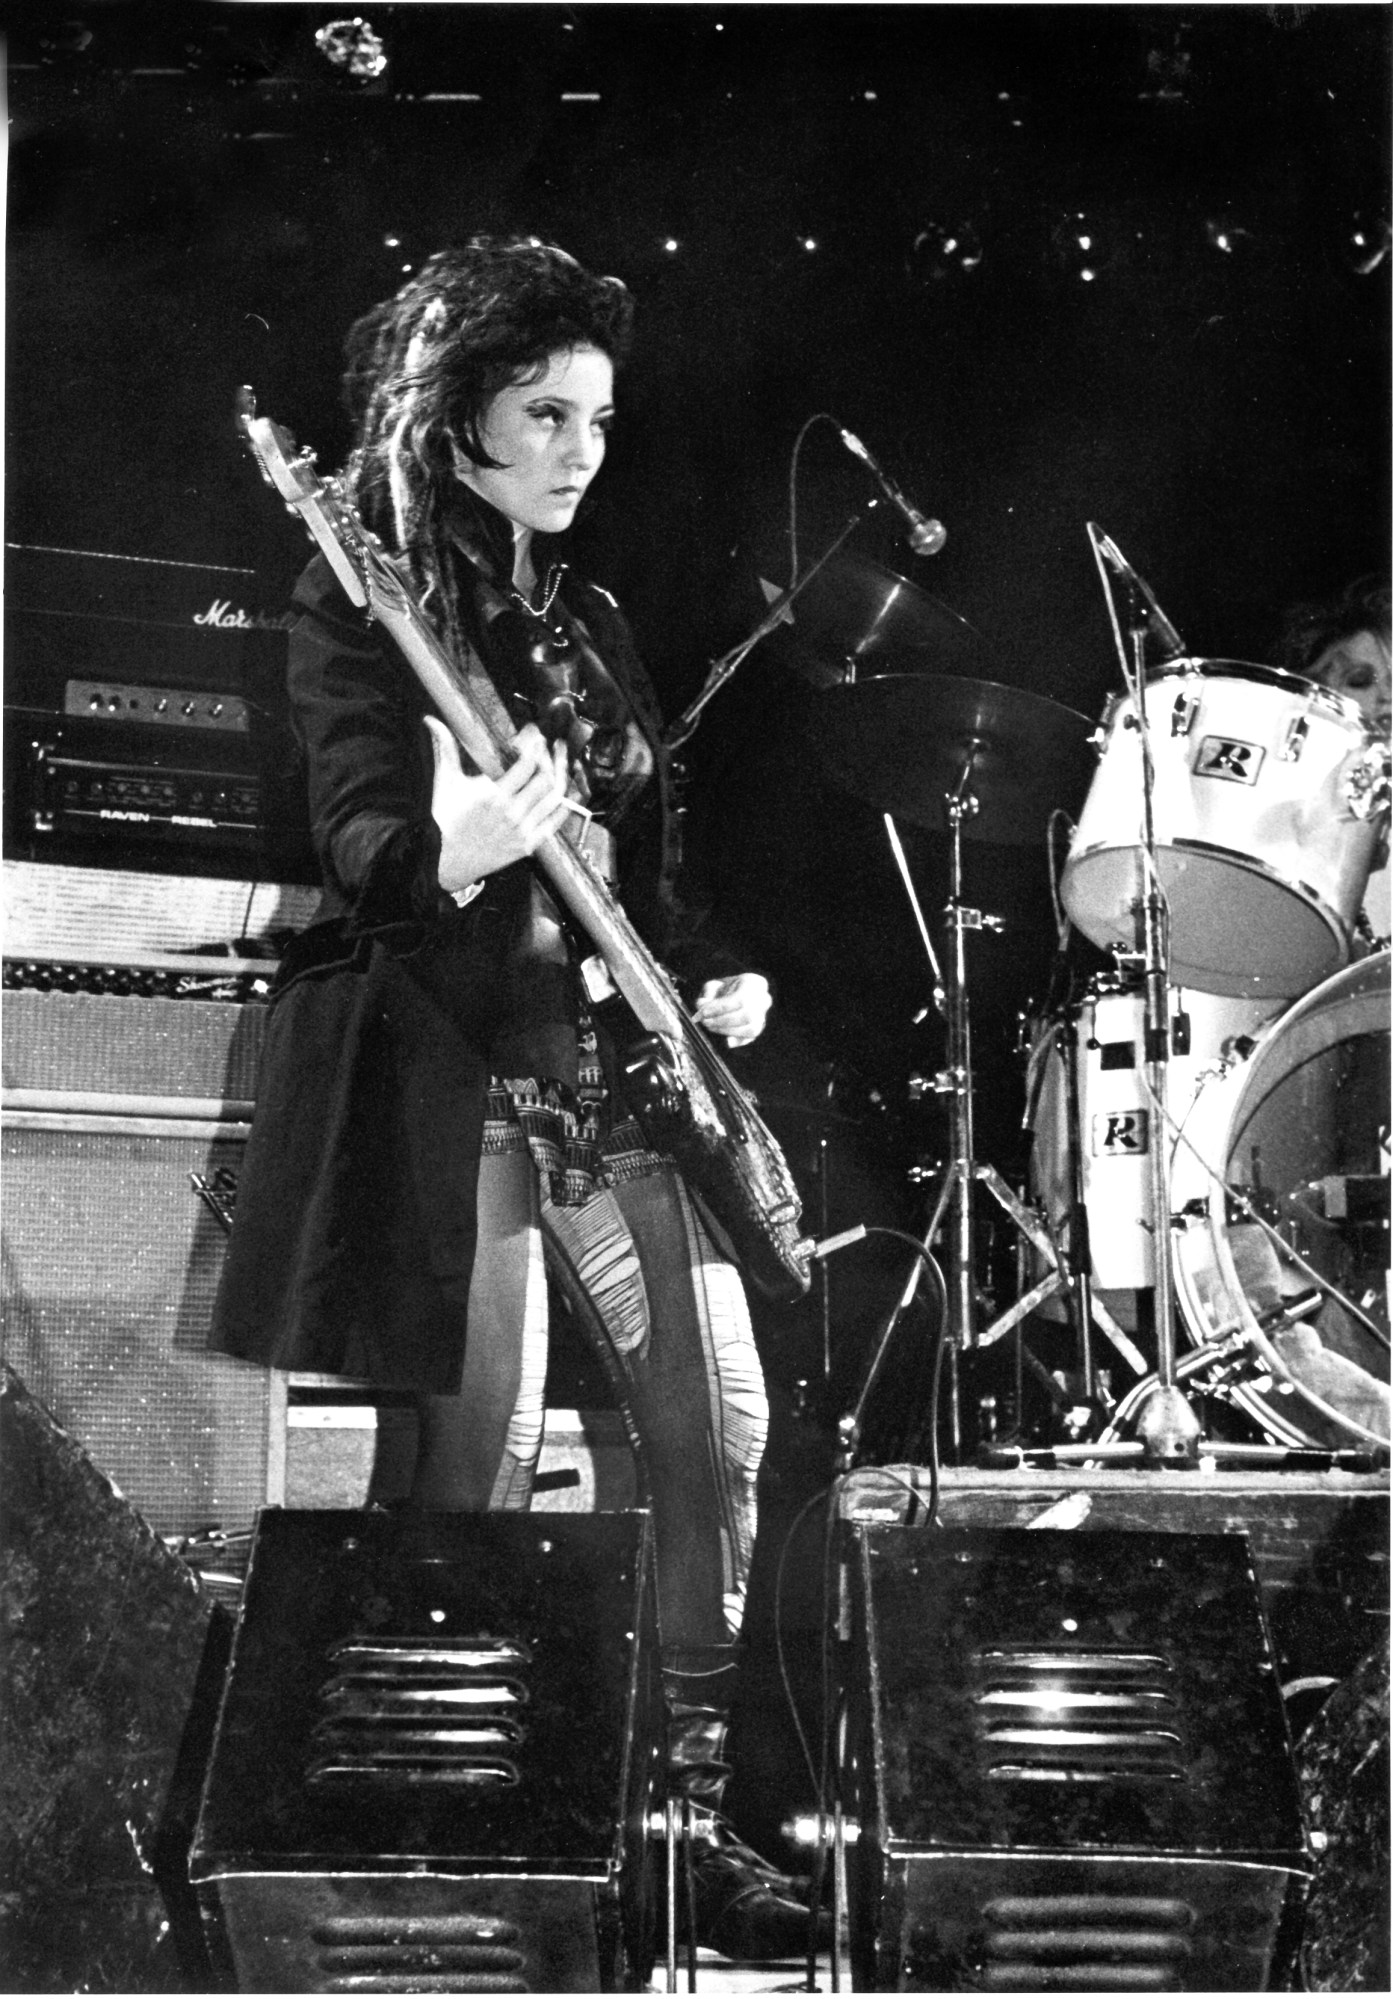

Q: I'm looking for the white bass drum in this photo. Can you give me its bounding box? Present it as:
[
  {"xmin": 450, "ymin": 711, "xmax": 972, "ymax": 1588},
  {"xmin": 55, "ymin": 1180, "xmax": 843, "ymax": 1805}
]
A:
[{"xmin": 1171, "ymin": 951, "xmax": 1390, "ymax": 1446}]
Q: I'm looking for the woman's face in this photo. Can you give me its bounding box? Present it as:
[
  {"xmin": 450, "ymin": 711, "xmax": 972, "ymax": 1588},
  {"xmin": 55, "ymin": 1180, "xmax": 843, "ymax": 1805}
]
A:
[
  {"xmin": 456, "ymin": 344, "xmax": 614, "ymax": 535},
  {"xmin": 1312, "ymin": 626, "xmax": 1392, "ymax": 736}
]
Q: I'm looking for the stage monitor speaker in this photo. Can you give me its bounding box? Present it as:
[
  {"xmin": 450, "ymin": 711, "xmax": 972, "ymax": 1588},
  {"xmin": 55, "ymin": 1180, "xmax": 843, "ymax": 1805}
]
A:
[
  {"xmin": 2, "ymin": 988, "xmax": 281, "ymax": 1538},
  {"xmin": 0, "ymin": 1366, "xmax": 222, "ymax": 1993},
  {"xmin": 843, "ymin": 1524, "xmax": 1311, "ymax": 1993},
  {"xmin": 190, "ymin": 1509, "xmax": 661, "ymax": 1993}
]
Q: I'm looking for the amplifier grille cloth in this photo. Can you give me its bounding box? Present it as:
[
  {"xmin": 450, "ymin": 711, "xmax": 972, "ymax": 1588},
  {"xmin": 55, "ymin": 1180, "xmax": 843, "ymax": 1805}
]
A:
[
  {"xmin": 3, "ymin": 990, "xmax": 265, "ymax": 1099},
  {"xmin": 1, "ymin": 1126, "xmax": 273, "ymax": 1537},
  {"xmin": 3, "ymin": 859, "xmax": 318, "ymax": 959}
]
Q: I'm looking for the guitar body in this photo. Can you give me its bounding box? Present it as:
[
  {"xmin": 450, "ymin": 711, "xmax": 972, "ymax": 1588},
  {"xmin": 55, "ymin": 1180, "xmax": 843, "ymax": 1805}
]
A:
[
  {"xmin": 640, "ymin": 1089, "xmax": 811, "ymax": 1302},
  {"xmin": 237, "ymin": 393, "xmax": 812, "ymax": 1301},
  {"xmin": 615, "ymin": 1029, "xmax": 809, "ymax": 1301}
]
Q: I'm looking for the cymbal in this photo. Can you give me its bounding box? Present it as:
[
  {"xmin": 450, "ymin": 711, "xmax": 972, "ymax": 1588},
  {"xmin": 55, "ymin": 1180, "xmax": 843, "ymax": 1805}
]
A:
[
  {"xmin": 811, "ymin": 674, "xmax": 1096, "ymax": 845},
  {"xmin": 764, "ymin": 553, "xmax": 999, "ymax": 688}
]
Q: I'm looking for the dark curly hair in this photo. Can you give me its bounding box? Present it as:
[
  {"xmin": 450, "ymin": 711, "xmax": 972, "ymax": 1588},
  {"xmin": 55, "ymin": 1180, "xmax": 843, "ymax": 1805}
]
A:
[
  {"xmin": 341, "ymin": 234, "xmax": 634, "ymax": 557},
  {"xmin": 1281, "ymin": 573, "xmax": 1391, "ymax": 678}
]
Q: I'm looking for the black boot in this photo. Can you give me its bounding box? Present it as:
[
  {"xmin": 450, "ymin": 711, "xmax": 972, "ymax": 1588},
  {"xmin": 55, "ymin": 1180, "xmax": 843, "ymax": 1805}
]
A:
[{"xmin": 662, "ymin": 1645, "xmax": 830, "ymax": 1963}]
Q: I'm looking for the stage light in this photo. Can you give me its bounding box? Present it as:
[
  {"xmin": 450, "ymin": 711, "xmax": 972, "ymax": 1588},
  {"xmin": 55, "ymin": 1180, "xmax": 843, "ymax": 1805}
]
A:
[
  {"xmin": 314, "ymin": 17, "xmax": 387, "ymax": 81},
  {"xmin": 1204, "ymin": 214, "xmax": 1255, "ymax": 257},
  {"xmin": 1050, "ymin": 209, "xmax": 1115, "ymax": 283},
  {"xmin": 1338, "ymin": 210, "xmax": 1391, "ymax": 276},
  {"xmin": 906, "ymin": 220, "xmax": 983, "ymax": 285}
]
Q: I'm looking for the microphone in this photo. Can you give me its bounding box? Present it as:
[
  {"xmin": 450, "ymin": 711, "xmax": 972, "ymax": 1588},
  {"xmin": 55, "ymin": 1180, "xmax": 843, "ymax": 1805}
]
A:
[
  {"xmin": 1090, "ymin": 524, "xmax": 1187, "ymax": 658},
  {"xmin": 839, "ymin": 428, "xmax": 947, "ymax": 556}
]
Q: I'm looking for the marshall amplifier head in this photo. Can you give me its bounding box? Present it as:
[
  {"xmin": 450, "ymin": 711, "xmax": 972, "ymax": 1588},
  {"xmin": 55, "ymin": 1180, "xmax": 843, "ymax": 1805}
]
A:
[{"xmin": 4, "ymin": 541, "xmax": 315, "ymax": 880}]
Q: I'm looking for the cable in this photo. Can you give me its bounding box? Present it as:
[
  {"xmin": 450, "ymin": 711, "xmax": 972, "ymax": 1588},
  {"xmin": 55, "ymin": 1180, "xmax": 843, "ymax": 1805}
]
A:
[{"xmin": 785, "ymin": 411, "xmax": 853, "ymax": 590}]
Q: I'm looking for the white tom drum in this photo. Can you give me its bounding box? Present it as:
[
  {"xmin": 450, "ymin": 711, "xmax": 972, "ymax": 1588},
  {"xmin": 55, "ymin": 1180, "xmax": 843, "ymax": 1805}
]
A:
[
  {"xmin": 1171, "ymin": 951, "xmax": 1390, "ymax": 1446},
  {"xmin": 1062, "ymin": 661, "xmax": 1387, "ymax": 999}
]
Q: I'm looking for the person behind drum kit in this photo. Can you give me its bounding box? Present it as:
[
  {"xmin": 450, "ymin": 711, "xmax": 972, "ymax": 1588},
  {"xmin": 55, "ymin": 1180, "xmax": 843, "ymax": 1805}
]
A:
[
  {"xmin": 211, "ymin": 235, "xmax": 829, "ymax": 1963},
  {"xmin": 1283, "ymin": 573, "xmax": 1391, "ymax": 942},
  {"xmin": 1217, "ymin": 573, "xmax": 1393, "ymax": 1446},
  {"xmin": 1283, "ymin": 574, "xmax": 1392, "ymax": 737}
]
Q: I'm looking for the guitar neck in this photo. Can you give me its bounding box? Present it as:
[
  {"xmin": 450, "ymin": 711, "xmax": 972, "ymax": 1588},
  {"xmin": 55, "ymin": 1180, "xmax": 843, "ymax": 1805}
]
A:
[{"xmin": 363, "ymin": 561, "xmax": 688, "ymax": 1043}]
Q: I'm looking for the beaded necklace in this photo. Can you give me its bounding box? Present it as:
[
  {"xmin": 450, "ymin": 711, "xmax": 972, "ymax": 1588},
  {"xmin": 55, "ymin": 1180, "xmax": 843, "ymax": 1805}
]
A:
[{"xmin": 510, "ymin": 563, "xmax": 566, "ymax": 622}]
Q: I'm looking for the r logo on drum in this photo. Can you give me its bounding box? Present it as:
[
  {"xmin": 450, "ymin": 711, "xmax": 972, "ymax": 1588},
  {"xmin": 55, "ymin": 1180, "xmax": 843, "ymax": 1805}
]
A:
[
  {"xmin": 1093, "ymin": 1110, "xmax": 1150, "ymax": 1156},
  {"xmin": 1195, "ymin": 735, "xmax": 1265, "ymax": 784}
]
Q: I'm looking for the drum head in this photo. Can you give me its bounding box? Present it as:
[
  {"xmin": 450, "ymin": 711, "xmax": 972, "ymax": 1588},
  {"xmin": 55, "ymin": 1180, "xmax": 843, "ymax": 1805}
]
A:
[{"xmin": 1179, "ymin": 953, "xmax": 1390, "ymax": 1446}]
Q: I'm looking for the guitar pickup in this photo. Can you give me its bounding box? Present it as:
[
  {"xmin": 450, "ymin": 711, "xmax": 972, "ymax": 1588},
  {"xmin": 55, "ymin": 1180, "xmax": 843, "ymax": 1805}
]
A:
[{"xmin": 580, "ymin": 954, "xmax": 618, "ymax": 1004}]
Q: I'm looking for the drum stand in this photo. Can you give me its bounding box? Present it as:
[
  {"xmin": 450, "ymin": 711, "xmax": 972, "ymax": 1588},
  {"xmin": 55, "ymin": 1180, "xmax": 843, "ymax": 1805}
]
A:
[{"xmin": 847, "ymin": 755, "xmax": 1082, "ymax": 1460}]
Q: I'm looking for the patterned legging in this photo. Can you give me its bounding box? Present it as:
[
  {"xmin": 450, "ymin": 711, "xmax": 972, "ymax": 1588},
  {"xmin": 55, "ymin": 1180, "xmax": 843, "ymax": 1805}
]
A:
[{"xmin": 413, "ymin": 1149, "xmax": 768, "ymax": 1648}]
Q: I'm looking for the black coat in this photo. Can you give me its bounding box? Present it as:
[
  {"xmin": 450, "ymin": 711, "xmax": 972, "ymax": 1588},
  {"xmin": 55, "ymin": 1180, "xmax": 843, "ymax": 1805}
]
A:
[{"xmin": 210, "ymin": 536, "xmax": 712, "ymax": 1392}]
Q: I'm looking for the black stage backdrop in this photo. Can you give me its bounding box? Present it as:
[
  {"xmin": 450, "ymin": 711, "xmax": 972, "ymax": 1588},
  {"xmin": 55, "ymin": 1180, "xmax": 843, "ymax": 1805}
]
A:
[{"xmin": 7, "ymin": 1, "xmax": 1390, "ymax": 1405}]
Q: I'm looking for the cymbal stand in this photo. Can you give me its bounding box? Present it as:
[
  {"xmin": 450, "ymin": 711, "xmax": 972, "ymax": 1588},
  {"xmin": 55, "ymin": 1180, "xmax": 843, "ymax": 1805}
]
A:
[
  {"xmin": 887, "ymin": 753, "xmax": 1064, "ymax": 1452},
  {"xmin": 838, "ymin": 759, "xmax": 1119, "ymax": 1465},
  {"xmin": 939, "ymin": 756, "xmax": 987, "ymax": 1394},
  {"xmin": 873, "ymin": 757, "xmax": 987, "ymax": 1456}
]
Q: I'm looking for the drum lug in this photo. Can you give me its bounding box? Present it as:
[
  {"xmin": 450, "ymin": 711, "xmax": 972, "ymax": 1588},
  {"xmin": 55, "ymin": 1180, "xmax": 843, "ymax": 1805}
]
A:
[
  {"xmin": 1279, "ymin": 713, "xmax": 1310, "ymax": 763},
  {"xmin": 1341, "ymin": 741, "xmax": 1392, "ymax": 821},
  {"xmin": 1169, "ymin": 691, "xmax": 1199, "ymax": 737}
]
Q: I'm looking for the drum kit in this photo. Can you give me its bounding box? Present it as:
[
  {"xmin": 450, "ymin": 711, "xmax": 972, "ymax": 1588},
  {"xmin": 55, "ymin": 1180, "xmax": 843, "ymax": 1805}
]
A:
[{"xmin": 765, "ymin": 543, "xmax": 1392, "ymax": 1463}]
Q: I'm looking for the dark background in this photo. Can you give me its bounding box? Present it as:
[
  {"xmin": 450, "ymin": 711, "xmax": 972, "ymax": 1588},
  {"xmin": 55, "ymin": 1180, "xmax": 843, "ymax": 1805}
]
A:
[{"xmin": 7, "ymin": 6, "xmax": 1389, "ymax": 1347}]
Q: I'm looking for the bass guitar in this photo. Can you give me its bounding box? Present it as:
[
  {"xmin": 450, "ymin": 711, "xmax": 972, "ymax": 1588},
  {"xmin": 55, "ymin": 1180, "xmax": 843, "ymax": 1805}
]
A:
[{"xmin": 236, "ymin": 390, "xmax": 811, "ymax": 1301}]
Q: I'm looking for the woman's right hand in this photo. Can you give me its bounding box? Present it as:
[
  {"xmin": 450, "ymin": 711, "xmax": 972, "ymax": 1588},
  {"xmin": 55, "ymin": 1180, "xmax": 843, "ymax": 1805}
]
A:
[{"xmin": 424, "ymin": 715, "xmax": 571, "ymax": 894}]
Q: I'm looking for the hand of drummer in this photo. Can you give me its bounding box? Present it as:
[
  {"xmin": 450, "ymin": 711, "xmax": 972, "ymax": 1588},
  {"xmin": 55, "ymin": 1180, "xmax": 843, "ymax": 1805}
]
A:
[
  {"xmin": 694, "ymin": 973, "xmax": 772, "ymax": 1049},
  {"xmin": 425, "ymin": 715, "xmax": 571, "ymax": 894}
]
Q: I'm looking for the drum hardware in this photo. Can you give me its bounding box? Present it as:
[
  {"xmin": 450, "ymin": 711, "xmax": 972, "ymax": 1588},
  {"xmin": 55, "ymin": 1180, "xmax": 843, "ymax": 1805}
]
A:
[
  {"xmin": 813, "ymin": 675, "xmax": 1098, "ymax": 1457},
  {"xmin": 981, "ymin": 1438, "xmax": 1387, "ymax": 1473},
  {"xmin": 758, "ymin": 548, "xmax": 1000, "ymax": 692},
  {"xmin": 663, "ymin": 511, "xmax": 863, "ymax": 750},
  {"xmin": 1344, "ymin": 739, "xmax": 1393, "ymax": 820},
  {"xmin": 1085, "ymin": 524, "xmax": 1199, "ymax": 1464},
  {"xmin": 811, "ymin": 672, "xmax": 1095, "ymax": 845}
]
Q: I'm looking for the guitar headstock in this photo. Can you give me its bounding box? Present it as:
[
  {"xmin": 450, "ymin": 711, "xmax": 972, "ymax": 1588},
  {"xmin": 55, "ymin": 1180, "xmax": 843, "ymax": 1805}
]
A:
[
  {"xmin": 236, "ymin": 386, "xmax": 323, "ymax": 505},
  {"xmin": 235, "ymin": 387, "xmax": 371, "ymax": 608}
]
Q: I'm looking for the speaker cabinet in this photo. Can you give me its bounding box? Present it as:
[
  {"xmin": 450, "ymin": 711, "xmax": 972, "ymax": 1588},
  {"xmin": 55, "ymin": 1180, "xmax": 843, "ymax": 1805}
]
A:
[
  {"xmin": 190, "ymin": 1509, "xmax": 661, "ymax": 1993},
  {"xmin": 0, "ymin": 1366, "xmax": 220, "ymax": 1993},
  {"xmin": 1, "ymin": 988, "xmax": 280, "ymax": 1538},
  {"xmin": 843, "ymin": 1525, "xmax": 1311, "ymax": 1992}
]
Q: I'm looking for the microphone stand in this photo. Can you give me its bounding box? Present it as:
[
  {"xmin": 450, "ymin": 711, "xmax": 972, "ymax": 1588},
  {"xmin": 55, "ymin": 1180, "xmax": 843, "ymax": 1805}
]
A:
[
  {"xmin": 663, "ymin": 514, "xmax": 864, "ymax": 750},
  {"xmin": 1083, "ymin": 526, "xmax": 1201, "ymax": 1463},
  {"xmin": 1113, "ymin": 597, "xmax": 1202, "ymax": 1465}
]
